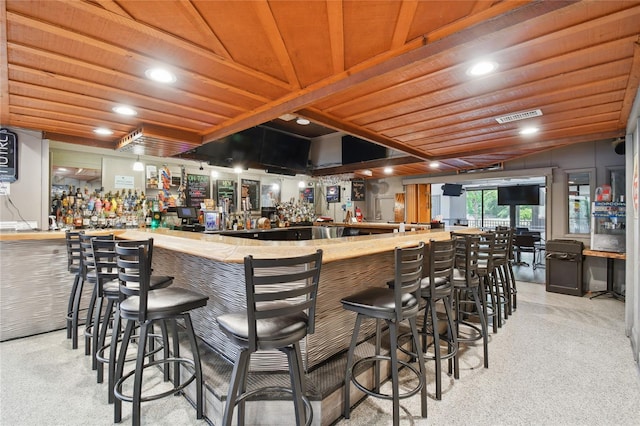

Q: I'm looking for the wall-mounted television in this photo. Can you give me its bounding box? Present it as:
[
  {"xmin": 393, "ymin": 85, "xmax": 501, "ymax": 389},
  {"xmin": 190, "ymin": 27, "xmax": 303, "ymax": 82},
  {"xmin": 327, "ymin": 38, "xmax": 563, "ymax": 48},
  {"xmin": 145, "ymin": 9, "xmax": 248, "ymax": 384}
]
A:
[
  {"xmin": 497, "ymin": 185, "xmax": 540, "ymax": 205},
  {"xmin": 342, "ymin": 135, "xmax": 387, "ymax": 165},
  {"xmin": 442, "ymin": 183, "xmax": 463, "ymax": 196},
  {"xmin": 260, "ymin": 129, "xmax": 311, "ymax": 172},
  {"xmin": 194, "ymin": 127, "xmax": 263, "ymax": 167}
]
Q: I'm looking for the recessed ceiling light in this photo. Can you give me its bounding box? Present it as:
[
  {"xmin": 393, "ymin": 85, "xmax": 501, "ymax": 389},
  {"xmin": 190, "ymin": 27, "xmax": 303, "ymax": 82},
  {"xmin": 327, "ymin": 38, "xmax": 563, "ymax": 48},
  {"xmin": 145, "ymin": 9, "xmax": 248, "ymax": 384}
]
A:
[
  {"xmin": 93, "ymin": 128, "xmax": 113, "ymax": 135},
  {"xmin": 384, "ymin": 167, "xmax": 393, "ymax": 175},
  {"xmin": 271, "ymin": 183, "xmax": 280, "ymax": 190},
  {"xmin": 296, "ymin": 118, "xmax": 310, "ymax": 125},
  {"xmin": 211, "ymin": 170, "xmax": 219, "ymax": 178},
  {"xmin": 429, "ymin": 161, "xmax": 440, "ymax": 168},
  {"xmin": 362, "ymin": 169, "xmax": 373, "ymax": 176},
  {"xmin": 298, "ymin": 181, "xmax": 306, "ymax": 188},
  {"xmin": 466, "ymin": 61, "xmax": 498, "ymax": 76},
  {"xmin": 519, "ymin": 127, "xmax": 539, "ymax": 135},
  {"xmin": 233, "ymin": 166, "xmax": 243, "ymax": 174},
  {"xmin": 145, "ymin": 67, "xmax": 176, "ymax": 83},
  {"xmin": 112, "ymin": 105, "xmax": 137, "ymax": 116}
]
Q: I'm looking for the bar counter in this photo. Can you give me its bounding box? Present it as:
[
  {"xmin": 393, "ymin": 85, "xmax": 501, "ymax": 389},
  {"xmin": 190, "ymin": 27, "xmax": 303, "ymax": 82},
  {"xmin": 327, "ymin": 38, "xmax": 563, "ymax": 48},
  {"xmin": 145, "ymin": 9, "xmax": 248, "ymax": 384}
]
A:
[
  {"xmin": 1, "ymin": 226, "xmax": 456, "ymax": 371},
  {"xmin": 117, "ymin": 227, "xmax": 453, "ymax": 370}
]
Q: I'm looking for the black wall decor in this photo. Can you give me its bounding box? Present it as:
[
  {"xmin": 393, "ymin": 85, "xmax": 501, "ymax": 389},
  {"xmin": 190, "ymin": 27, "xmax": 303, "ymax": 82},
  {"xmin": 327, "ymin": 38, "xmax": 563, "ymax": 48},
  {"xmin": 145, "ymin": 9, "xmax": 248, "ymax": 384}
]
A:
[{"xmin": 0, "ymin": 128, "xmax": 18, "ymax": 183}]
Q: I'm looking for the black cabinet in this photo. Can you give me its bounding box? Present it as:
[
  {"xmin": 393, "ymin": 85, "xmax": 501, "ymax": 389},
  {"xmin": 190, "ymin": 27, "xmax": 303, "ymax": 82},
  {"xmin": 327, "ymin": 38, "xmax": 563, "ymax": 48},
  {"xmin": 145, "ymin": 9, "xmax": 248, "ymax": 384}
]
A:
[{"xmin": 545, "ymin": 240, "xmax": 584, "ymax": 296}]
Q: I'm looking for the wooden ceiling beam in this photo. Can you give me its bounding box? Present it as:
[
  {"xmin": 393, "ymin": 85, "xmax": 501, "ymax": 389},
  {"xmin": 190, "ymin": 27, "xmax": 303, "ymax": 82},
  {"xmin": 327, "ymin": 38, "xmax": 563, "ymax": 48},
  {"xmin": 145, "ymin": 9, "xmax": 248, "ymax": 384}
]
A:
[
  {"xmin": 327, "ymin": 0, "xmax": 344, "ymax": 74},
  {"xmin": 299, "ymin": 107, "xmax": 432, "ymax": 161},
  {"xmin": 43, "ymin": 131, "xmax": 116, "ymax": 150},
  {"xmin": 619, "ymin": 38, "xmax": 640, "ymax": 127},
  {"xmin": 175, "ymin": 0, "xmax": 232, "ymax": 59},
  {"xmin": 311, "ymin": 155, "xmax": 423, "ymax": 177},
  {"xmin": 390, "ymin": 1, "xmax": 418, "ymax": 49},
  {"xmin": 92, "ymin": 0, "xmax": 132, "ymax": 18},
  {"xmin": 254, "ymin": 0, "xmax": 300, "ymax": 89},
  {"xmin": 201, "ymin": 0, "xmax": 576, "ymax": 144}
]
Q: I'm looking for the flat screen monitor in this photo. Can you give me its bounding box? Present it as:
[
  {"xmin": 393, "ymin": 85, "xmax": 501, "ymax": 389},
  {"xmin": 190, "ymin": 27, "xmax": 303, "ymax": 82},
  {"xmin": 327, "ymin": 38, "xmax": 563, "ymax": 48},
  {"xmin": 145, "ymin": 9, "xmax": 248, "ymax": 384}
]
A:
[
  {"xmin": 497, "ymin": 185, "xmax": 540, "ymax": 205},
  {"xmin": 260, "ymin": 130, "xmax": 311, "ymax": 172},
  {"xmin": 176, "ymin": 206, "xmax": 198, "ymax": 219},
  {"xmin": 341, "ymin": 135, "xmax": 387, "ymax": 165},
  {"xmin": 442, "ymin": 183, "xmax": 463, "ymax": 196}
]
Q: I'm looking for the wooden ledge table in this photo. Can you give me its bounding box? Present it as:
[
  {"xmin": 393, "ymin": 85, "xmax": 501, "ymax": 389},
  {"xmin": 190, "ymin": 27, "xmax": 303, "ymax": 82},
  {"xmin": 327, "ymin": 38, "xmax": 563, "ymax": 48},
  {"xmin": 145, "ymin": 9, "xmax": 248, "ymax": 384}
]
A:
[{"xmin": 582, "ymin": 249, "xmax": 626, "ymax": 301}]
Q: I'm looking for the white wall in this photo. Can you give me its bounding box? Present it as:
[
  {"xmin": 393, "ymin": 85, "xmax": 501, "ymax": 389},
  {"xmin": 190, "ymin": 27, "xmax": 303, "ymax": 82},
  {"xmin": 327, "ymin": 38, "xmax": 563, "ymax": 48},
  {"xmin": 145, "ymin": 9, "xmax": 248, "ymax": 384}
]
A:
[
  {"xmin": 624, "ymin": 89, "xmax": 639, "ymax": 367},
  {"xmin": 0, "ymin": 127, "xmax": 48, "ymax": 230}
]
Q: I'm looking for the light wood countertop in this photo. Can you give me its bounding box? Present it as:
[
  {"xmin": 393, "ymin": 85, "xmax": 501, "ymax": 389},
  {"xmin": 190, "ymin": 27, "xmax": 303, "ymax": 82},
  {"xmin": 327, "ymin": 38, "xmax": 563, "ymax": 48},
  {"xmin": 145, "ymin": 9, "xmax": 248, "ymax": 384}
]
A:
[{"xmin": 117, "ymin": 227, "xmax": 454, "ymax": 263}]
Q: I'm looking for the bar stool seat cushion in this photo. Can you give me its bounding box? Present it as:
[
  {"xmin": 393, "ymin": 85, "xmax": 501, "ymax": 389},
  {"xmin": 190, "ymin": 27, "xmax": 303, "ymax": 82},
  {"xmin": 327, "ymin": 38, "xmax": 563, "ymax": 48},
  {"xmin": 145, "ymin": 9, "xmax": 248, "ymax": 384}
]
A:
[
  {"xmin": 103, "ymin": 275, "xmax": 174, "ymax": 297},
  {"xmin": 452, "ymin": 269, "xmax": 480, "ymax": 288},
  {"xmin": 342, "ymin": 287, "xmax": 418, "ymax": 318},
  {"xmin": 119, "ymin": 287, "xmax": 207, "ymax": 321},
  {"xmin": 218, "ymin": 303, "xmax": 308, "ymax": 349},
  {"xmin": 420, "ymin": 277, "xmax": 451, "ymax": 298}
]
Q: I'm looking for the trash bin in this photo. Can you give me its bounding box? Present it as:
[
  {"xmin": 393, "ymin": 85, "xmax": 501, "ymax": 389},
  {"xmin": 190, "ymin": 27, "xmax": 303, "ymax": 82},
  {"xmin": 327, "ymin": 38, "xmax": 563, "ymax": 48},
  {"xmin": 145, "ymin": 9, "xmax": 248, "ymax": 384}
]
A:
[{"xmin": 545, "ymin": 240, "xmax": 584, "ymax": 296}]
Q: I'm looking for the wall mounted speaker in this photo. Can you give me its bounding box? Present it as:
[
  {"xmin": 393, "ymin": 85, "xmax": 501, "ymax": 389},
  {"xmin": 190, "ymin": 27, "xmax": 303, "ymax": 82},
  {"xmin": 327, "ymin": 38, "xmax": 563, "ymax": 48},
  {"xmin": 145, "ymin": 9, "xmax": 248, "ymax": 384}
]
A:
[{"xmin": 612, "ymin": 138, "xmax": 625, "ymax": 155}]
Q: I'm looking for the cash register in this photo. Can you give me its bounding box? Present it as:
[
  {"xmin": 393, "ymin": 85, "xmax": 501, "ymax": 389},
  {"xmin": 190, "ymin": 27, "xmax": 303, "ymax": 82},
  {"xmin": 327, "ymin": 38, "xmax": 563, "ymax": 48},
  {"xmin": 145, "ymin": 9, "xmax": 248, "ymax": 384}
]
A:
[{"xmin": 176, "ymin": 206, "xmax": 204, "ymax": 232}]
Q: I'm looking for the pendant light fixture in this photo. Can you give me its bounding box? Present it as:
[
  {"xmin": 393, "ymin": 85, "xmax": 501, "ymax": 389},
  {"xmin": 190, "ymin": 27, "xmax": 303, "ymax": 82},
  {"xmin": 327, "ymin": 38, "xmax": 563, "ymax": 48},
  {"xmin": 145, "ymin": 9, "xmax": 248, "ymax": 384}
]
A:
[{"xmin": 133, "ymin": 155, "xmax": 144, "ymax": 171}]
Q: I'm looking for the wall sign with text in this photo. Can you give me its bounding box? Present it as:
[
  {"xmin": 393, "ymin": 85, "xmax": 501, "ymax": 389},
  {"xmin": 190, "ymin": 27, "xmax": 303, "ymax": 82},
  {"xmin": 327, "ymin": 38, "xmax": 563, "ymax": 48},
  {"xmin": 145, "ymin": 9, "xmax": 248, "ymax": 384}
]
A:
[
  {"xmin": 351, "ymin": 179, "xmax": 365, "ymax": 201},
  {"xmin": 0, "ymin": 128, "xmax": 18, "ymax": 183}
]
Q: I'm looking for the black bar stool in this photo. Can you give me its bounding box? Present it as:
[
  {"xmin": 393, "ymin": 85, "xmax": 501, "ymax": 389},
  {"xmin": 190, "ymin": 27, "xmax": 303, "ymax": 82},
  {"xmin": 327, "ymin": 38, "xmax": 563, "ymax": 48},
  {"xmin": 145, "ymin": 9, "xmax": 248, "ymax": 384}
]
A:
[
  {"xmin": 477, "ymin": 232, "xmax": 499, "ymax": 333},
  {"xmin": 113, "ymin": 242, "xmax": 207, "ymax": 426},
  {"xmin": 451, "ymin": 233, "xmax": 489, "ymax": 369},
  {"xmin": 342, "ymin": 243, "xmax": 427, "ymax": 426},
  {"xmin": 80, "ymin": 233, "xmax": 114, "ymax": 364},
  {"xmin": 217, "ymin": 250, "xmax": 323, "ymax": 426},
  {"xmin": 492, "ymin": 227, "xmax": 512, "ymax": 320},
  {"xmin": 65, "ymin": 230, "xmax": 84, "ymax": 349},
  {"xmin": 91, "ymin": 238, "xmax": 174, "ymax": 402},
  {"xmin": 419, "ymin": 238, "xmax": 457, "ymax": 400}
]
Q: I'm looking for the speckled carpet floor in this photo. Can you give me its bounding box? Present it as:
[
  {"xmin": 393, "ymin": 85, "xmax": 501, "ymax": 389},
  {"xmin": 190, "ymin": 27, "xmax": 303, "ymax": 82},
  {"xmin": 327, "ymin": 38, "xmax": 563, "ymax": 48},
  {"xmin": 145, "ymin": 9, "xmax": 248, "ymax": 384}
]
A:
[{"xmin": 1, "ymin": 281, "xmax": 638, "ymax": 425}]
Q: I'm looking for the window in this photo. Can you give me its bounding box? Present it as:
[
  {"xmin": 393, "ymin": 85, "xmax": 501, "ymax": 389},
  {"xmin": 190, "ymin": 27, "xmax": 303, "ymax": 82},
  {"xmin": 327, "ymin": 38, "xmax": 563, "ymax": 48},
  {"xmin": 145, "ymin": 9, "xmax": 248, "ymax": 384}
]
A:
[
  {"xmin": 466, "ymin": 189, "xmax": 509, "ymax": 229},
  {"xmin": 567, "ymin": 170, "xmax": 593, "ymax": 234}
]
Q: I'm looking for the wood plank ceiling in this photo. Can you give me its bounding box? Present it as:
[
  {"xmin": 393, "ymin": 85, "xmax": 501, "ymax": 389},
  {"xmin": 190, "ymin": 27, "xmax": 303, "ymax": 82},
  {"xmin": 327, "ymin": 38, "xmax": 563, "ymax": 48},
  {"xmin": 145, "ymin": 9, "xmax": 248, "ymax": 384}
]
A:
[{"xmin": 2, "ymin": 0, "xmax": 639, "ymax": 179}]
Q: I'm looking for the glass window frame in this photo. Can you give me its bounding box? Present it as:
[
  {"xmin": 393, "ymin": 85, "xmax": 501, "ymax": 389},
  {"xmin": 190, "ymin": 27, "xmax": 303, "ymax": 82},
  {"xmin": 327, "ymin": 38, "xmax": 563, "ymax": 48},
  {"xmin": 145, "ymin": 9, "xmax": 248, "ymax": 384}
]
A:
[{"xmin": 566, "ymin": 168, "xmax": 595, "ymax": 235}]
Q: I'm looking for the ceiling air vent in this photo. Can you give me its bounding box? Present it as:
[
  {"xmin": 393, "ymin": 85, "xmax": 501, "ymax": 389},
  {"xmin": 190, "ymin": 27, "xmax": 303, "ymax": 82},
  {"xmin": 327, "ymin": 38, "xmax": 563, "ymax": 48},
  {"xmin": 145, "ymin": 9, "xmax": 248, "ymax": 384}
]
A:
[{"xmin": 495, "ymin": 109, "xmax": 542, "ymax": 124}]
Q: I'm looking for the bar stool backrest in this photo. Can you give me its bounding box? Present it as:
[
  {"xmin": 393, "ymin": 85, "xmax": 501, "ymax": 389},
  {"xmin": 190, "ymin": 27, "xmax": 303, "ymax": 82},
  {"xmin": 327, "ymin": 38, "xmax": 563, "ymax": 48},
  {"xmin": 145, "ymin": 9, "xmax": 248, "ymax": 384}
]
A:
[
  {"xmin": 392, "ymin": 242, "xmax": 425, "ymax": 323},
  {"xmin": 91, "ymin": 239, "xmax": 118, "ymax": 296},
  {"xmin": 425, "ymin": 239, "xmax": 455, "ymax": 294},
  {"xmin": 452, "ymin": 233, "xmax": 480, "ymax": 284},
  {"xmin": 493, "ymin": 228, "xmax": 511, "ymax": 261},
  {"xmin": 244, "ymin": 250, "xmax": 323, "ymax": 352},
  {"xmin": 65, "ymin": 230, "xmax": 84, "ymax": 274},
  {"xmin": 115, "ymin": 242, "xmax": 152, "ymax": 322},
  {"xmin": 477, "ymin": 232, "xmax": 496, "ymax": 272},
  {"xmin": 80, "ymin": 233, "xmax": 114, "ymax": 280}
]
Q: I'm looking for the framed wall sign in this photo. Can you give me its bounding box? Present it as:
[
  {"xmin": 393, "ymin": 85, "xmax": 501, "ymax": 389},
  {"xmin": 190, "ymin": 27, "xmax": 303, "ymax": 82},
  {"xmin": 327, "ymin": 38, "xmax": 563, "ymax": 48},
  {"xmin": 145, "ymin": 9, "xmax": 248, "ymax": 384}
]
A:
[
  {"xmin": 326, "ymin": 185, "xmax": 340, "ymax": 203},
  {"xmin": 241, "ymin": 179, "xmax": 259, "ymax": 211},
  {"xmin": 300, "ymin": 187, "xmax": 314, "ymax": 203},
  {"xmin": 0, "ymin": 128, "xmax": 18, "ymax": 183},
  {"xmin": 352, "ymin": 179, "xmax": 365, "ymax": 201},
  {"xmin": 217, "ymin": 179, "xmax": 236, "ymax": 212},
  {"xmin": 187, "ymin": 174, "xmax": 210, "ymax": 208}
]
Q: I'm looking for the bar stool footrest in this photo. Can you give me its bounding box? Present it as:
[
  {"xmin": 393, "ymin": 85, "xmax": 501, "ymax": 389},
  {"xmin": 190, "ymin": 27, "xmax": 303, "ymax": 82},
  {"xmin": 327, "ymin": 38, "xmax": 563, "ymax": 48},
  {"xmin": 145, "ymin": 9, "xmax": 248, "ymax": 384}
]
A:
[
  {"xmin": 351, "ymin": 354, "xmax": 424, "ymax": 400},
  {"xmin": 113, "ymin": 357, "xmax": 196, "ymax": 403},
  {"xmin": 231, "ymin": 386, "xmax": 313, "ymax": 426}
]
